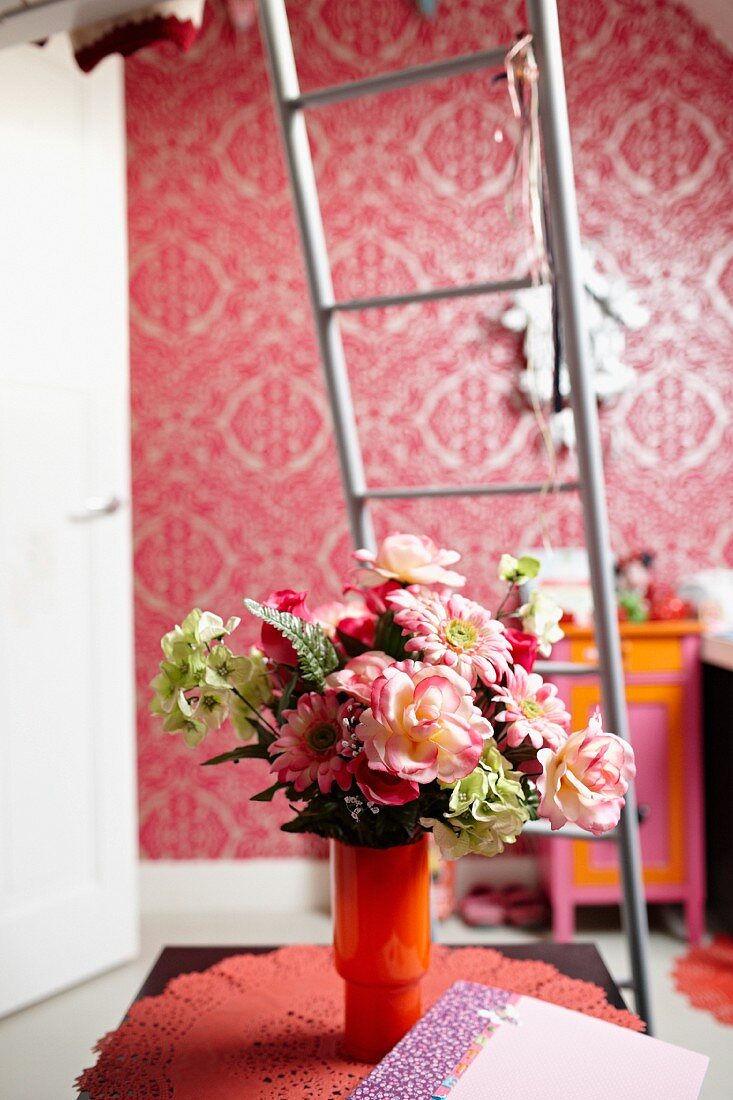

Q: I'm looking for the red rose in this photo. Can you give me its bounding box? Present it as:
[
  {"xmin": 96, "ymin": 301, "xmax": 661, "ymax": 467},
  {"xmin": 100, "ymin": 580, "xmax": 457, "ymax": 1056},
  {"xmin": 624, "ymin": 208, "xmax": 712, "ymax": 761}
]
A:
[
  {"xmin": 350, "ymin": 752, "xmax": 420, "ymax": 806},
  {"xmin": 261, "ymin": 589, "xmax": 313, "ymax": 666},
  {"xmin": 344, "ymin": 579, "xmax": 401, "ymax": 616},
  {"xmin": 506, "ymin": 627, "xmax": 539, "ymax": 673},
  {"xmin": 336, "ymin": 611, "xmax": 377, "ymax": 654}
]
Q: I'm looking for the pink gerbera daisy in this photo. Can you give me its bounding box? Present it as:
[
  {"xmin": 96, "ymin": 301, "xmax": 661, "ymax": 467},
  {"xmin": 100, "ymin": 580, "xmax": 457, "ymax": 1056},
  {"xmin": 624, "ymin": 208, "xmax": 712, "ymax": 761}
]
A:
[
  {"xmin": 269, "ymin": 692, "xmax": 353, "ymax": 795},
  {"xmin": 492, "ymin": 665, "xmax": 570, "ymax": 751},
  {"xmin": 388, "ymin": 588, "xmax": 511, "ymax": 687}
]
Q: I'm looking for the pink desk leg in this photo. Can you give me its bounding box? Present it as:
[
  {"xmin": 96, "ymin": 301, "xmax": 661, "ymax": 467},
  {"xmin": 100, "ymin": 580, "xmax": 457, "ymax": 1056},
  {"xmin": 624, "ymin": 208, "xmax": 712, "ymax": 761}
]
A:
[
  {"xmin": 685, "ymin": 897, "xmax": 704, "ymax": 946},
  {"xmin": 551, "ymin": 839, "xmax": 576, "ymax": 942},
  {"xmin": 682, "ymin": 636, "xmax": 706, "ymax": 945}
]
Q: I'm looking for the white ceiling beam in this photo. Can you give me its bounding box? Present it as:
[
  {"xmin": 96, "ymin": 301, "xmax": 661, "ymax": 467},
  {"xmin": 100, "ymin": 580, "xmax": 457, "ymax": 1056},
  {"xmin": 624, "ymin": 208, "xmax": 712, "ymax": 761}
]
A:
[{"xmin": 0, "ymin": 0, "xmax": 144, "ymax": 51}]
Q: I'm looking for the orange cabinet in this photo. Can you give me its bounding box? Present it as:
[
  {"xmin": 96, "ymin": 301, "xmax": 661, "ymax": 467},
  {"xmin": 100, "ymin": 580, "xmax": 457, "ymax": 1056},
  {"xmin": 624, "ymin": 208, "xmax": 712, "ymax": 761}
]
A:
[{"xmin": 540, "ymin": 622, "xmax": 705, "ymax": 943}]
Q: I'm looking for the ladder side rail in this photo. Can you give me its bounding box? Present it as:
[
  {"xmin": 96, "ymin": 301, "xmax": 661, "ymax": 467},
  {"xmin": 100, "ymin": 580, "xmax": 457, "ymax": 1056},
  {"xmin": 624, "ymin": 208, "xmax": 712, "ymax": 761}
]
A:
[
  {"xmin": 527, "ymin": 0, "xmax": 653, "ymax": 1030},
  {"xmin": 258, "ymin": 0, "xmax": 375, "ymax": 551}
]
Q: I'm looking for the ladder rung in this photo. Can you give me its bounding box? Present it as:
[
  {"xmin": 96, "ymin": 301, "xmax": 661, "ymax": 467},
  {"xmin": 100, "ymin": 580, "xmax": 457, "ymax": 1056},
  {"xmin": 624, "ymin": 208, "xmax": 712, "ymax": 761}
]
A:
[
  {"xmin": 534, "ymin": 661, "xmax": 599, "ymax": 676},
  {"xmin": 360, "ymin": 481, "xmax": 580, "ymax": 501},
  {"xmin": 287, "ymin": 46, "xmax": 509, "ymax": 110},
  {"xmin": 328, "ymin": 274, "xmax": 541, "ymax": 313},
  {"xmin": 522, "ymin": 820, "xmax": 618, "ymax": 842}
]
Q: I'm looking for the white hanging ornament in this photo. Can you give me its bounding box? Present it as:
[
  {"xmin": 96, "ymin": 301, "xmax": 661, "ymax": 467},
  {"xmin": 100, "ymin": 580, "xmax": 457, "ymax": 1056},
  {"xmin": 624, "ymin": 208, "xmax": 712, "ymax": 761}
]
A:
[{"xmin": 502, "ymin": 248, "xmax": 649, "ymax": 449}]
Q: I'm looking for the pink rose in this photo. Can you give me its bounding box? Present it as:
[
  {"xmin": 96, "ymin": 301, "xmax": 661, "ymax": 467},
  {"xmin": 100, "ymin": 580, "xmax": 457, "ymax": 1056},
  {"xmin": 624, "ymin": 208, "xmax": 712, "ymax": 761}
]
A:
[
  {"xmin": 359, "ymin": 580, "xmax": 402, "ymax": 615},
  {"xmin": 261, "ymin": 589, "xmax": 313, "ymax": 666},
  {"xmin": 356, "ymin": 660, "xmax": 491, "ymax": 785},
  {"xmin": 325, "ymin": 650, "xmax": 394, "ymax": 705},
  {"xmin": 311, "ymin": 600, "xmax": 353, "ymax": 639},
  {"xmin": 505, "ymin": 627, "xmax": 539, "ymax": 673},
  {"xmin": 537, "ymin": 709, "xmax": 636, "ymax": 835},
  {"xmin": 354, "ymin": 533, "xmax": 466, "ymax": 588},
  {"xmin": 349, "ymin": 752, "xmax": 420, "ymax": 806}
]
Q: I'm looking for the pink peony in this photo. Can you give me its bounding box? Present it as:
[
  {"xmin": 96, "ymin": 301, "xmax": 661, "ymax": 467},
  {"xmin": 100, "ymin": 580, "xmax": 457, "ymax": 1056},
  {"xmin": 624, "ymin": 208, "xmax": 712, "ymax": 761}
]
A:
[
  {"xmin": 349, "ymin": 752, "xmax": 420, "ymax": 806},
  {"xmin": 269, "ymin": 692, "xmax": 352, "ymax": 795},
  {"xmin": 537, "ymin": 709, "xmax": 636, "ymax": 835},
  {"xmin": 356, "ymin": 660, "xmax": 491, "ymax": 785},
  {"xmin": 325, "ymin": 650, "xmax": 394, "ymax": 705},
  {"xmin": 492, "ymin": 665, "xmax": 570, "ymax": 751},
  {"xmin": 261, "ymin": 589, "xmax": 313, "ymax": 667},
  {"xmin": 388, "ymin": 588, "xmax": 511, "ymax": 688},
  {"xmin": 505, "ymin": 627, "xmax": 540, "ymax": 672},
  {"xmin": 354, "ymin": 533, "xmax": 465, "ymax": 588}
]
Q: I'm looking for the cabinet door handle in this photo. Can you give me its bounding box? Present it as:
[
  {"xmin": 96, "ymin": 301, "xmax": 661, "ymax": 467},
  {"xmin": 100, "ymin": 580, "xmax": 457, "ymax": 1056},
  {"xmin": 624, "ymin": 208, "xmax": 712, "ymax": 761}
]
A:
[{"xmin": 68, "ymin": 495, "xmax": 124, "ymax": 522}]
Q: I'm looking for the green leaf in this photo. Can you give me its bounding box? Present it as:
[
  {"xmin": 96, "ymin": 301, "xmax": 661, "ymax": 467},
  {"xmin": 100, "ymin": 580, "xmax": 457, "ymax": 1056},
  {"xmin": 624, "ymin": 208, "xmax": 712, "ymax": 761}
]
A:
[
  {"xmin": 520, "ymin": 775, "xmax": 540, "ymax": 820},
  {"xmin": 251, "ymin": 781, "xmax": 287, "ymax": 802},
  {"xmin": 517, "ymin": 555, "xmax": 541, "ymax": 581},
  {"xmin": 276, "ymin": 671, "xmax": 299, "ymax": 723},
  {"xmin": 277, "ymin": 788, "xmax": 427, "ymax": 848},
  {"xmin": 373, "ymin": 612, "xmax": 409, "ymax": 661},
  {"xmin": 201, "ymin": 743, "xmax": 269, "ymax": 766},
  {"xmin": 243, "ymin": 599, "xmax": 338, "ymax": 688},
  {"xmin": 336, "ymin": 626, "xmax": 371, "ymax": 659}
]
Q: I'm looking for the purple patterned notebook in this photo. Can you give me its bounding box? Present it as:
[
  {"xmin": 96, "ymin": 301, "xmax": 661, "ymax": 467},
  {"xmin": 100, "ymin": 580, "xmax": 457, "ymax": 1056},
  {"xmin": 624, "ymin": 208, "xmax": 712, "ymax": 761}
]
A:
[
  {"xmin": 348, "ymin": 981, "xmax": 519, "ymax": 1100},
  {"xmin": 348, "ymin": 980, "xmax": 709, "ymax": 1100}
]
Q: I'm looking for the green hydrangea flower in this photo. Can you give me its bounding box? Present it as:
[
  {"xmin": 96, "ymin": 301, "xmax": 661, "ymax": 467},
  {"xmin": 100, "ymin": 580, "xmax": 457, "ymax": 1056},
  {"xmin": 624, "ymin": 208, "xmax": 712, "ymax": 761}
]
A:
[
  {"xmin": 162, "ymin": 609, "xmax": 240, "ymax": 655},
  {"xmin": 226, "ymin": 647, "xmax": 274, "ymax": 742},
  {"xmin": 161, "ymin": 701, "xmax": 208, "ymax": 747},
  {"xmin": 517, "ymin": 588, "xmax": 564, "ymax": 656},
  {"xmin": 498, "ymin": 554, "xmax": 540, "ymax": 585},
  {"xmin": 151, "ymin": 610, "xmax": 268, "ymax": 746},
  {"xmin": 424, "ymin": 738, "xmax": 530, "ymax": 860}
]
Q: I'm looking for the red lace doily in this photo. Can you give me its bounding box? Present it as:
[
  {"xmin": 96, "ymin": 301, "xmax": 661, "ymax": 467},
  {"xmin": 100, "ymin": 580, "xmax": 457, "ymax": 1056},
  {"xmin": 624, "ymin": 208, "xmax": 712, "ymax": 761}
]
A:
[
  {"xmin": 77, "ymin": 945, "xmax": 642, "ymax": 1098},
  {"xmin": 673, "ymin": 935, "xmax": 733, "ymax": 1026}
]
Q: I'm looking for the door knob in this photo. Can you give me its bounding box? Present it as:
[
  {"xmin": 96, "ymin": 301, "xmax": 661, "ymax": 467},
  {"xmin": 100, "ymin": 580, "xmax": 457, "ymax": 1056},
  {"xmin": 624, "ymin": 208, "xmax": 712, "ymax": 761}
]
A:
[{"xmin": 68, "ymin": 495, "xmax": 124, "ymax": 522}]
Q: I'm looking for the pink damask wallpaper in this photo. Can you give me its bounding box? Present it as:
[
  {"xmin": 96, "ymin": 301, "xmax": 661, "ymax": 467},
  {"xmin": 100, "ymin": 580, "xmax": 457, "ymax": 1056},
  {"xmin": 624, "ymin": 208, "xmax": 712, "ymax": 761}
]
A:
[{"xmin": 126, "ymin": 0, "xmax": 733, "ymax": 859}]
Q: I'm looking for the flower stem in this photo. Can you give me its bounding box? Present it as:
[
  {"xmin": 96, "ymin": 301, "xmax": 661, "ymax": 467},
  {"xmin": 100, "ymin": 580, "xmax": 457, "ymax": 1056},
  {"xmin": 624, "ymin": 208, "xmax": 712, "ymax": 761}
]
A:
[
  {"xmin": 494, "ymin": 582, "xmax": 517, "ymax": 621},
  {"xmin": 231, "ymin": 687, "xmax": 279, "ymax": 737}
]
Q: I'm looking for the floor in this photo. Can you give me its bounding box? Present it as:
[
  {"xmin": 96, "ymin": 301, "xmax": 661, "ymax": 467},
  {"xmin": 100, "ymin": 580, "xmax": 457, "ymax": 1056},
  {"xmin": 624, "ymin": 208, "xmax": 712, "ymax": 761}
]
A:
[{"xmin": 0, "ymin": 908, "xmax": 730, "ymax": 1099}]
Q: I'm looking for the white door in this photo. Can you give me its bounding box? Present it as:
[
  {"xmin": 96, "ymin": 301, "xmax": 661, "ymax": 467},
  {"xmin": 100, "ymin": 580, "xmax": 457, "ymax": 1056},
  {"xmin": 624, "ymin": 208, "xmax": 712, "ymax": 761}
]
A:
[{"xmin": 0, "ymin": 36, "xmax": 138, "ymax": 1015}]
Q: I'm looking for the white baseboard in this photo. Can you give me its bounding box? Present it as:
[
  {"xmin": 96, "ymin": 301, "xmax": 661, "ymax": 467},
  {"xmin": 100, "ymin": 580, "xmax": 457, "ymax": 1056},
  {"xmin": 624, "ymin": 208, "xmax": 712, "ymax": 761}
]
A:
[
  {"xmin": 139, "ymin": 852, "xmax": 539, "ymax": 916},
  {"xmin": 139, "ymin": 858, "xmax": 330, "ymax": 915}
]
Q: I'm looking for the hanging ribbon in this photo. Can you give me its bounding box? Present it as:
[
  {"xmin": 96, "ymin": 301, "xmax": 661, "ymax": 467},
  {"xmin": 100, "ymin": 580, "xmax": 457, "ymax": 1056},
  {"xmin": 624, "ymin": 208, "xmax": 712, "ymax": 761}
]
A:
[
  {"xmin": 502, "ymin": 34, "xmax": 550, "ymax": 287},
  {"xmin": 496, "ymin": 36, "xmax": 559, "ymax": 550}
]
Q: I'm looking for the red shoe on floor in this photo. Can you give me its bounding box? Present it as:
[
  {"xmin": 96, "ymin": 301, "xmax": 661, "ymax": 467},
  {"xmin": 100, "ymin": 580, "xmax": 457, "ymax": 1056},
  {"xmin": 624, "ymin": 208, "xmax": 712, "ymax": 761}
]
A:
[
  {"xmin": 458, "ymin": 885, "xmax": 506, "ymax": 927},
  {"xmin": 502, "ymin": 884, "xmax": 549, "ymax": 929},
  {"xmin": 459, "ymin": 884, "xmax": 549, "ymax": 929}
]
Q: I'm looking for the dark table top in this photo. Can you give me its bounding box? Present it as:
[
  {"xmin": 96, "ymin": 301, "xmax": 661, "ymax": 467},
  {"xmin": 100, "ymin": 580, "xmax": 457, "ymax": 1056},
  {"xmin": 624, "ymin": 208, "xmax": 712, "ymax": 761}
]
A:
[
  {"xmin": 132, "ymin": 943, "xmax": 626, "ymax": 1009},
  {"xmin": 78, "ymin": 942, "xmax": 627, "ymax": 1098}
]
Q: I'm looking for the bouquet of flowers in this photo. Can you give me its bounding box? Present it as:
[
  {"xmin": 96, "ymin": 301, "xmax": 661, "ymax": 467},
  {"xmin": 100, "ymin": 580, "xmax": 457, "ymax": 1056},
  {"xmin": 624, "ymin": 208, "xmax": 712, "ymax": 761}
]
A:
[{"xmin": 150, "ymin": 533, "xmax": 635, "ymax": 856}]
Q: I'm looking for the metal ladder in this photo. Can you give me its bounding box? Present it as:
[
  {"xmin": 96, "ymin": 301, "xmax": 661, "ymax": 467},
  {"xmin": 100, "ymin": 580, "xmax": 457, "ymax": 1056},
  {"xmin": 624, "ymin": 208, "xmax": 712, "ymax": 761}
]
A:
[{"xmin": 258, "ymin": 0, "xmax": 653, "ymax": 1030}]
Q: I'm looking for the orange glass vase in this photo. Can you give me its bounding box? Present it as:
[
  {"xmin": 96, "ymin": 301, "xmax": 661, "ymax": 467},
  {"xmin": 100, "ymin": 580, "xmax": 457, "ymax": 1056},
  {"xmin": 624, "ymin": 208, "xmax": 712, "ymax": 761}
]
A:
[{"xmin": 331, "ymin": 834, "xmax": 431, "ymax": 1062}]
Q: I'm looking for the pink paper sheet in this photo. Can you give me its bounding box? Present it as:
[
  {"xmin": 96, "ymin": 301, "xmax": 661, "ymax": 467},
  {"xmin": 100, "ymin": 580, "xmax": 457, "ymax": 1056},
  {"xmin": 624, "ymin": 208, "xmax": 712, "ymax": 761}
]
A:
[{"xmin": 448, "ymin": 992, "xmax": 708, "ymax": 1100}]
